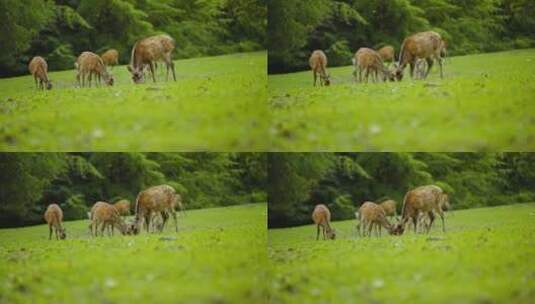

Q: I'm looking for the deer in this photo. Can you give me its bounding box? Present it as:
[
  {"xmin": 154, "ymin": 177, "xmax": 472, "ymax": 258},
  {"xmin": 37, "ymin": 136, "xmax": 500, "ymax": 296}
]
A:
[
  {"xmin": 352, "ymin": 48, "xmax": 395, "ymax": 83},
  {"xmin": 89, "ymin": 201, "xmax": 128, "ymax": 237},
  {"xmin": 127, "ymin": 34, "xmax": 176, "ymax": 84},
  {"xmin": 44, "ymin": 204, "xmax": 66, "ymax": 240},
  {"xmin": 309, "ymin": 50, "xmax": 330, "ymax": 87},
  {"xmin": 312, "ymin": 204, "xmax": 336, "ymax": 240},
  {"xmin": 356, "ymin": 201, "xmax": 394, "ymax": 237},
  {"xmin": 392, "ymin": 185, "xmax": 450, "ymax": 235},
  {"xmin": 379, "ymin": 199, "xmax": 397, "ymax": 220},
  {"xmin": 134, "ymin": 184, "xmax": 179, "ymax": 234},
  {"xmin": 28, "ymin": 56, "xmax": 52, "ymax": 90},
  {"xmin": 377, "ymin": 45, "xmax": 395, "ymax": 67},
  {"xmin": 101, "ymin": 49, "xmax": 119, "ymax": 69},
  {"xmin": 75, "ymin": 52, "xmax": 114, "ymax": 87},
  {"xmin": 113, "ymin": 199, "xmax": 130, "ymax": 216},
  {"xmin": 394, "ymin": 31, "xmax": 444, "ymax": 81}
]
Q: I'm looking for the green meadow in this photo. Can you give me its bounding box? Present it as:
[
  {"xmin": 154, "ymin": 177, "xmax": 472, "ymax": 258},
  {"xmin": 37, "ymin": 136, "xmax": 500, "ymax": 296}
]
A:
[
  {"xmin": 268, "ymin": 203, "xmax": 535, "ymax": 304},
  {"xmin": 0, "ymin": 52, "xmax": 267, "ymax": 151},
  {"xmin": 269, "ymin": 49, "xmax": 535, "ymax": 151},
  {"xmin": 0, "ymin": 203, "xmax": 267, "ymax": 303}
]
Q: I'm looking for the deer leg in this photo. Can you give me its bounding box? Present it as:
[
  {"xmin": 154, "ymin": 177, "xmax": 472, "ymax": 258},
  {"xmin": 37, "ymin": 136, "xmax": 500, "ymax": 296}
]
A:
[
  {"xmin": 316, "ymin": 225, "xmax": 320, "ymax": 240},
  {"xmin": 379, "ymin": 224, "xmax": 382, "ymax": 237},
  {"xmin": 145, "ymin": 214, "xmax": 151, "ymax": 233},
  {"xmin": 438, "ymin": 209, "xmax": 446, "ymax": 232},
  {"xmin": 313, "ymin": 71, "xmax": 317, "ymax": 87},
  {"xmin": 437, "ymin": 56, "xmax": 444, "ymax": 78},
  {"xmin": 170, "ymin": 209, "xmax": 178, "ymax": 232},
  {"xmin": 410, "ymin": 61, "xmax": 415, "ymax": 79},
  {"xmin": 367, "ymin": 222, "xmax": 373, "ymax": 237},
  {"xmin": 161, "ymin": 211, "xmax": 169, "ymax": 233},
  {"xmin": 425, "ymin": 58, "xmax": 434, "ymax": 79},
  {"xmin": 412, "ymin": 216, "xmax": 418, "ymax": 233},
  {"xmin": 150, "ymin": 62, "xmax": 156, "ymax": 83},
  {"xmin": 49, "ymin": 225, "xmax": 53, "ymax": 240},
  {"xmin": 365, "ymin": 68, "xmax": 370, "ymax": 83}
]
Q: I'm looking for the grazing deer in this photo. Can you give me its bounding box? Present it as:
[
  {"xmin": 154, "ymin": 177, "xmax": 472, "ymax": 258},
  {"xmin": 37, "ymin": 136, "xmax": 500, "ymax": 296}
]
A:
[
  {"xmin": 44, "ymin": 204, "xmax": 66, "ymax": 240},
  {"xmin": 379, "ymin": 199, "xmax": 397, "ymax": 219},
  {"xmin": 352, "ymin": 48, "xmax": 394, "ymax": 83},
  {"xmin": 392, "ymin": 185, "xmax": 450, "ymax": 235},
  {"xmin": 75, "ymin": 52, "xmax": 114, "ymax": 87},
  {"xmin": 113, "ymin": 199, "xmax": 130, "ymax": 216},
  {"xmin": 89, "ymin": 201, "xmax": 128, "ymax": 237},
  {"xmin": 127, "ymin": 34, "xmax": 176, "ymax": 83},
  {"xmin": 312, "ymin": 204, "xmax": 336, "ymax": 240},
  {"xmin": 357, "ymin": 201, "xmax": 394, "ymax": 237},
  {"xmin": 394, "ymin": 31, "xmax": 444, "ymax": 81},
  {"xmin": 309, "ymin": 50, "xmax": 330, "ymax": 87},
  {"xmin": 377, "ymin": 45, "xmax": 395, "ymax": 67},
  {"xmin": 134, "ymin": 185, "xmax": 179, "ymax": 234},
  {"xmin": 101, "ymin": 49, "xmax": 119, "ymax": 69},
  {"xmin": 29, "ymin": 56, "xmax": 52, "ymax": 90}
]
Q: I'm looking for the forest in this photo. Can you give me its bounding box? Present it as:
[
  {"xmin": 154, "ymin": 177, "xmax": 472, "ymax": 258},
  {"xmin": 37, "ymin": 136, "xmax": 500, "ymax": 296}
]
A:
[
  {"xmin": 0, "ymin": 153, "xmax": 266, "ymax": 227},
  {"xmin": 268, "ymin": 0, "xmax": 535, "ymax": 73},
  {"xmin": 267, "ymin": 153, "xmax": 535, "ymax": 227},
  {"xmin": 0, "ymin": 0, "xmax": 266, "ymax": 77}
]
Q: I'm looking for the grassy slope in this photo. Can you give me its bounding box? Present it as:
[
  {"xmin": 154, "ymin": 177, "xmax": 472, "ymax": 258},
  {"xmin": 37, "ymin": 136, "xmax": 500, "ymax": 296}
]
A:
[
  {"xmin": 268, "ymin": 203, "xmax": 535, "ymax": 304},
  {"xmin": 0, "ymin": 52, "xmax": 268, "ymax": 151},
  {"xmin": 0, "ymin": 203, "xmax": 267, "ymax": 304},
  {"xmin": 269, "ymin": 49, "xmax": 535, "ymax": 151}
]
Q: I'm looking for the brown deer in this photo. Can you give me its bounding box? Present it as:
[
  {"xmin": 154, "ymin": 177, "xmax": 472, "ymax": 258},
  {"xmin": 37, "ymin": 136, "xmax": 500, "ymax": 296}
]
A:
[
  {"xmin": 101, "ymin": 49, "xmax": 119, "ymax": 68},
  {"xmin": 75, "ymin": 52, "xmax": 114, "ymax": 87},
  {"xmin": 127, "ymin": 34, "xmax": 176, "ymax": 84},
  {"xmin": 392, "ymin": 185, "xmax": 450, "ymax": 235},
  {"xmin": 377, "ymin": 45, "xmax": 395, "ymax": 67},
  {"xmin": 113, "ymin": 199, "xmax": 130, "ymax": 216},
  {"xmin": 394, "ymin": 31, "xmax": 444, "ymax": 81},
  {"xmin": 44, "ymin": 204, "xmax": 66, "ymax": 240},
  {"xmin": 379, "ymin": 199, "xmax": 397, "ymax": 219},
  {"xmin": 28, "ymin": 56, "xmax": 52, "ymax": 90},
  {"xmin": 312, "ymin": 204, "xmax": 336, "ymax": 240},
  {"xmin": 309, "ymin": 50, "xmax": 330, "ymax": 87},
  {"xmin": 89, "ymin": 201, "xmax": 128, "ymax": 237},
  {"xmin": 134, "ymin": 184, "xmax": 179, "ymax": 234},
  {"xmin": 352, "ymin": 48, "xmax": 394, "ymax": 83},
  {"xmin": 356, "ymin": 201, "xmax": 394, "ymax": 237}
]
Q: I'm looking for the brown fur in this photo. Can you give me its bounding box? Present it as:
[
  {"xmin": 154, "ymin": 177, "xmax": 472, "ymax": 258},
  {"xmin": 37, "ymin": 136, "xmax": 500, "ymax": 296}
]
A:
[
  {"xmin": 379, "ymin": 199, "xmax": 397, "ymax": 218},
  {"xmin": 312, "ymin": 204, "xmax": 336, "ymax": 240},
  {"xmin": 75, "ymin": 52, "xmax": 114, "ymax": 87},
  {"xmin": 395, "ymin": 31, "xmax": 444, "ymax": 80},
  {"xmin": 353, "ymin": 48, "xmax": 394, "ymax": 83},
  {"xmin": 89, "ymin": 201, "xmax": 127, "ymax": 237},
  {"xmin": 101, "ymin": 49, "xmax": 119, "ymax": 67},
  {"xmin": 393, "ymin": 185, "xmax": 450, "ymax": 235},
  {"xmin": 378, "ymin": 45, "xmax": 395, "ymax": 64},
  {"xmin": 29, "ymin": 56, "xmax": 52, "ymax": 90},
  {"xmin": 127, "ymin": 34, "xmax": 176, "ymax": 83},
  {"xmin": 309, "ymin": 50, "xmax": 330, "ymax": 87},
  {"xmin": 356, "ymin": 201, "xmax": 393, "ymax": 237},
  {"xmin": 113, "ymin": 199, "xmax": 130, "ymax": 216},
  {"xmin": 44, "ymin": 204, "xmax": 66, "ymax": 240},
  {"xmin": 134, "ymin": 184, "xmax": 179, "ymax": 234}
]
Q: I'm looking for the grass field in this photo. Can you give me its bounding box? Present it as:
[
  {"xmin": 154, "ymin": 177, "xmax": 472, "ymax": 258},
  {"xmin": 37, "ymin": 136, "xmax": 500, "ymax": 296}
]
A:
[
  {"xmin": 0, "ymin": 52, "xmax": 267, "ymax": 151},
  {"xmin": 269, "ymin": 49, "xmax": 535, "ymax": 151},
  {"xmin": 267, "ymin": 203, "xmax": 535, "ymax": 304},
  {"xmin": 0, "ymin": 203, "xmax": 267, "ymax": 303}
]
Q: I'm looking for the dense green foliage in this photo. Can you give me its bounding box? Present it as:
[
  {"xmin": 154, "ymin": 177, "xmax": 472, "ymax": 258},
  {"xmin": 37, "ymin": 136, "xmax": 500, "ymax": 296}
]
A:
[
  {"xmin": 0, "ymin": 153, "xmax": 266, "ymax": 227},
  {"xmin": 0, "ymin": 0, "xmax": 266, "ymax": 76},
  {"xmin": 0, "ymin": 203, "xmax": 267, "ymax": 303},
  {"xmin": 268, "ymin": 203, "xmax": 535, "ymax": 303},
  {"xmin": 268, "ymin": 153, "xmax": 535, "ymax": 228},
  {"xmin": 269, "ymin": 49, "xmax": 535, "ymax": 151},
  {"xmin": 268, "ymin": 0, "xmax": 535, "ymax": 72},
  {"xmin": 0, "ymin": 52, "xmax": 268, "ymax": 151}
]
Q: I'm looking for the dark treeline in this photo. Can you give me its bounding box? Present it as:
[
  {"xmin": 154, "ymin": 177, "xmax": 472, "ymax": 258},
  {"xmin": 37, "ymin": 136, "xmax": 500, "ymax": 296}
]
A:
[
  {"xmin": 268, "ymin": 153, "xmax": 535, "ymax": 228},
  {"xmin": 0, "ymin": 0, "xmax": 266, "ymax": 77},
  {"xmin": 0, "ymin": 153, "xmax": 266, "ymax": 228},
  {"xmin": 268, "ymin": 0, "xmax": 535, "ymax": 73}
]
